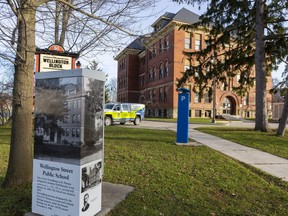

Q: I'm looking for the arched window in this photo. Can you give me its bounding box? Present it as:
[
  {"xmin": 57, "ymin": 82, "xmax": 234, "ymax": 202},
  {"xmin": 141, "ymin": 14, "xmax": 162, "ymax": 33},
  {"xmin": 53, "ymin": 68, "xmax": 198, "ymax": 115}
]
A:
[
  {"xmin": 153, "ymin": 66, "xmax": 157, "ymax": 80},
  {"xmin": 159, "ymin": 63, "xmax": 163, "ymax": 79},
  {"xmin": 149, "ymin": 69, "xmax": 153, "ymax": 81},
  {"xmin": 165, "ymin": 61, "xmax": 169, "ymax": 77}
]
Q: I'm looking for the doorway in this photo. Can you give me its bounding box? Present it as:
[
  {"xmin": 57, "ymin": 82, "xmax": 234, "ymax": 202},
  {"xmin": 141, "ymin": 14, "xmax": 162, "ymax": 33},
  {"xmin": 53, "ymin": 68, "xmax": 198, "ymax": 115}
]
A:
[{"xmin": 222, "ymin": 96, "xmax": 236, "ymax": 115}]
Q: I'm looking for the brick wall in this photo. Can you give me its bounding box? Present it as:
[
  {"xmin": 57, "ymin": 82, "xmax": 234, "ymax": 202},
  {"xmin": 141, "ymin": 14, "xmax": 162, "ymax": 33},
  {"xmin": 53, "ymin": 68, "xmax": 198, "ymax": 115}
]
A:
[{"xmin": 116, "ymin": 26, "xmax": 272, "ymax": 119}]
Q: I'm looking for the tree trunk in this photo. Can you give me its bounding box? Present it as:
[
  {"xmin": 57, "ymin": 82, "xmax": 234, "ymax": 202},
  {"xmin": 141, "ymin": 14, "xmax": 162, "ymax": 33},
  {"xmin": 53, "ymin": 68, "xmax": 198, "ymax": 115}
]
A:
[
  {"xmin": 276, "ymin": 94, "xmax": 288, "ymax": 136},
  {"xmin": 2, "ymin": 1, "xmax": 37, "ymax": 187},
  {"xmin": 254, "ymin": 0, "xmax": 269, "ymax": 132},
  {"xmin": 59, "ymin": 0, "xmax": 74, "ymax": 46},
  {"xmin": 55, "ymin": 2, "xmax": 61, "ymax": 44}
]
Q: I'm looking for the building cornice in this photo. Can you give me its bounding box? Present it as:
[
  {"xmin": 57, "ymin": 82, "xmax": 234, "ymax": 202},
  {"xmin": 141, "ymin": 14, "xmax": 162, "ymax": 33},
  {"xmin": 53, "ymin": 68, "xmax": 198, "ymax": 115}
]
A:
[
  {"xmin": 138, "ymin": 50, "xmax": 146, "ymax": 58},
  {"xmin": 145, "ymin": 22, "xmax": 176, "ymax": 46},
  {"xmin": 114, "ymin": 48, "xmax": 142, "ymax": 61},
  {"xmin": 145, "ymin": 20, "xmax": 206, "ymax": 47}
]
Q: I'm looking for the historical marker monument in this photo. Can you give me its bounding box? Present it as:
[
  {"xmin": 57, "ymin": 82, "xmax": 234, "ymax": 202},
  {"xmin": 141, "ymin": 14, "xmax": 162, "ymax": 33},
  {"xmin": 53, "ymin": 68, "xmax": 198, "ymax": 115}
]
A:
[{"xmin": 32, "ymin": 69, "xmax": 105, "ymax": 216}]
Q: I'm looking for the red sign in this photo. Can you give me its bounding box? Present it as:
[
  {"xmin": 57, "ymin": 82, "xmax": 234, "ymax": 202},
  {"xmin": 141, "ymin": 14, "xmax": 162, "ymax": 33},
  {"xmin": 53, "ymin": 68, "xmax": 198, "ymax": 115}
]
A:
[{"xmin": 48, "ymin": 44, "xmax": 65, "ymax": 53}]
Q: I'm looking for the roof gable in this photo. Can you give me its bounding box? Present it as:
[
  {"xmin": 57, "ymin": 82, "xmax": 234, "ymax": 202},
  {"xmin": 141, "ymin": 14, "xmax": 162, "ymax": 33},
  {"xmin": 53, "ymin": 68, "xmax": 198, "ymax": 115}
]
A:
[
  {"xmin": 172, "ymin": 8, "xmax": 200, "ymax": 24},
  {"xmin": 151, "ymin": 8, "xmax": 200, "ymax": 33}
]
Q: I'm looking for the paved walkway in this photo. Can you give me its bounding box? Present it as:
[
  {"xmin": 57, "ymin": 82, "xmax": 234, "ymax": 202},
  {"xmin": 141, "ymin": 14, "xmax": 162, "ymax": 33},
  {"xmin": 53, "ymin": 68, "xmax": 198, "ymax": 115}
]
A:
[
  {"xmin": 136, "ymin": 121, "xmax": 288, "ymax": 182},
  {"xmin": 187, "ymin": 128, "xmax": 288, "ymax": 182}
]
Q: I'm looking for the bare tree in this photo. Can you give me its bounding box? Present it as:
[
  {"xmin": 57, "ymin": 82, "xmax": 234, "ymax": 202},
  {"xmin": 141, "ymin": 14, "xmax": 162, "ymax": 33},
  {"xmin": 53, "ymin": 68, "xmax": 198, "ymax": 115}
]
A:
[
  {"xmin": 86, "ymin": 59, "xmax": 110, "ymax": 103},
  {"xmin": 0, "ymin": 77, "xmax": 13, "ymax": 126},
  {"xmin": 272, "ymin": 64, "xmax": 288, "ymax": 136},
  {"xmin": 0, "ymin": 93, "xmax": 12, "ymax": 125},
  {"xmin": 0, "ymin": 0, "xmax": 159, "ymax": 187},
  {"xmin": 0, "ymin": 62, "xmax": 14, "ymax": 125},
  {"xmin": 108, "ymin": 77, "xmax": 117, "ymax": 102},
  {"xmin": 277, "ymin": 93, "xmax": 288, "ymax": 136},
  {"xmin": 35, "ymin": 0, "xmax": 158, "ymax": 57}
]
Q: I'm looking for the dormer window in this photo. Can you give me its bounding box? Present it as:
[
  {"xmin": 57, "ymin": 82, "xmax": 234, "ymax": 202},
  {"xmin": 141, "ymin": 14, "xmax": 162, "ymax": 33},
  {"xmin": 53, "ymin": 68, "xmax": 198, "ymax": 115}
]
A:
[{"xmin": 154, "ymin": 25, "xmax": 160, "ymax": 32}]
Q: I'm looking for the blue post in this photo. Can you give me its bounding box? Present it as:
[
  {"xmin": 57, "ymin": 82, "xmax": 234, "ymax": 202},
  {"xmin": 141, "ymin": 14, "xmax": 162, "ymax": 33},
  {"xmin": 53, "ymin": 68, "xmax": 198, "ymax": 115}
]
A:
[{"xmin": 176, "ymin": 88, "xmax": 190, "ymax": 143}]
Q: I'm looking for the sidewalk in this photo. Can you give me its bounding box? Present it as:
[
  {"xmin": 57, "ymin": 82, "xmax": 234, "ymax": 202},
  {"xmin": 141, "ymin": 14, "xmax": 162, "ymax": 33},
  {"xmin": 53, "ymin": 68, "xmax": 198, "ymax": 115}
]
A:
[
  {"xmin": 137, "ymin": 120, "xmax": 288, "ymax": 182},
  {"xmin": 187, "ymin": 128, "xmax": 288, "ymax": 182}
]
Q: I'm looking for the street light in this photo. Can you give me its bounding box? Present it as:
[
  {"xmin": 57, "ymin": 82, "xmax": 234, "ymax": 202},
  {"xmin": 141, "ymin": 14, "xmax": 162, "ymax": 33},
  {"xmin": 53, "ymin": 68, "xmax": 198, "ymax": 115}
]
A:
[{"xmin": 76, "ymin": 61, "xmax": 81, "ymax": 69}]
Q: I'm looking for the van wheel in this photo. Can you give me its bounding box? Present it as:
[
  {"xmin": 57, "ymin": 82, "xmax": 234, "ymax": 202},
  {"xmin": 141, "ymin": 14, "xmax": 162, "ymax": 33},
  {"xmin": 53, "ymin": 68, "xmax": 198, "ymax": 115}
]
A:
[
  {"xmin": 134, "ymin": 116, "xmax": 141, "ymax": 125},
  {"xmin": 105, "ymin": 116, "xmax": 112, "ymax": 126},
  {"xmin": 120, "ymin": 122, "xmax": 125, "ymax": 125}
]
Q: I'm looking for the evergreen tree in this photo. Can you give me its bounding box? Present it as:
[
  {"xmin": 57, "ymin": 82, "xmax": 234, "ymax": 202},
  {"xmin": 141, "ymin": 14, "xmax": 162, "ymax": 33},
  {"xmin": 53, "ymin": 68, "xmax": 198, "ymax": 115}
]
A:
[
  {"xmin": 86, "ymin": 60, "xmax": 110, "ymax": 103},
  {"xmin": 174, "ymin": 0, "xmax": 288, "ymax": 132}
]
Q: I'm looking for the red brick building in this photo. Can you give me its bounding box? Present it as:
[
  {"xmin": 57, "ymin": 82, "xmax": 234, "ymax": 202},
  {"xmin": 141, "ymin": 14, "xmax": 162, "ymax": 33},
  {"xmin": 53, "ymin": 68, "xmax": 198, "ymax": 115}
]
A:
[{"xmin": 115, "ymin": 8, "xmax": 273, "ymax": 118}]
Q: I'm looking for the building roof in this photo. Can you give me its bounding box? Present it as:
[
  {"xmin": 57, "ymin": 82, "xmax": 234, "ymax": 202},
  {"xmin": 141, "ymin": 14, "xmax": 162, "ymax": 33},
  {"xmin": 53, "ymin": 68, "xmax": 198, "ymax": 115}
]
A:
[
  {"xmin": 114, "ymin": 36, "xmax": 148, "ymax": 60},
  {"xmin": 126, "ymin": 37, "xmax": 145, "ymax": 50},
  {"xmin": 173, "ymin": 8, "xmax": 200, "ymax": 24},
  {"xmin": 151, "ymin": 8, "xmax": 200, "ymax": 28},
  {"xmin": 115, "ymin": 8, "xmax": 200, "ymax": 60},
  {"xmin": 150, "ymin": 12, "xmax": 175, "ymax": 27}
]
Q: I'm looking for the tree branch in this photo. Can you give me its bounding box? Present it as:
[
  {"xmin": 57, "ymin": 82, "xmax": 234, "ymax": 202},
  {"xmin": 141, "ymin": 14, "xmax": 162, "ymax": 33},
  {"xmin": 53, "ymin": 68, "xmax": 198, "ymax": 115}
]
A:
[{"xmin": 55, "ymin": 0, "xmax": 138, "ymax": 37}]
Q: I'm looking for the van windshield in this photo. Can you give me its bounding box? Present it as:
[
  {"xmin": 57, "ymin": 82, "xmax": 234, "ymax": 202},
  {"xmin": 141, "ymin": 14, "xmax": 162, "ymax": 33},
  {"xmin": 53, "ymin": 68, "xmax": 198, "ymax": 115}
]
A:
[{"xmin": 105, "ymin": 104, "xmax": 115, "ymax": 110}]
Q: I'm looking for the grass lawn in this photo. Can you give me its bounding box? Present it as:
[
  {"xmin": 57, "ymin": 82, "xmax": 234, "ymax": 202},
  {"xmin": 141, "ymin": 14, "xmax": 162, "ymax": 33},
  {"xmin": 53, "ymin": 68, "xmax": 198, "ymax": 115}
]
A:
[
  {"xmin": 1, "ymin": 125, "xmax": 288, "ymax": 215},
  {"xmin": 104, "ymin": 126, "xmax": 288, "ymax": 215},
  {"xmin": 196, "ymin": 127, "xmax": 288, "ymax": 159},
  {"xmin": 0, "ymin": 125, "xmax": 32, "ymax": 216}
]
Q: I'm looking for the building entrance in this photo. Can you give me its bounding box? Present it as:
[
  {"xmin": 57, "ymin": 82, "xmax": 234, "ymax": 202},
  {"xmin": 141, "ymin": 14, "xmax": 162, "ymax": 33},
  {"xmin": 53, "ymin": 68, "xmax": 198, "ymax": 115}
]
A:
[{"xmin": 222, "ymin": 96, "xmax": 236, "ymax": 115}]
